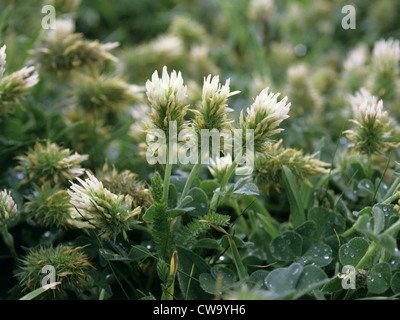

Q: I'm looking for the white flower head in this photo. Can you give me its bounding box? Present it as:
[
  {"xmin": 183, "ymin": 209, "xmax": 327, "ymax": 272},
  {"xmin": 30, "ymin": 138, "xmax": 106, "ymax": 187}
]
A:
[
  {"xmin": 343, "ymin": 44, "xmax": 368, "ymax": 71},
  {"xmin": 146, "ymin": 66, "xmax": 188, "ymax": 131},
  {"xmin": 208, "ymin": 154, "xmax": 233, "ymax": 180},
  {"xmin": 0, "ymin": 189, "xmax": 17, "ymax": 226},
  {"xmin": 348, "ymin": 87, "xmax": 378, "ymax": 116},
  {"xmin": 372, "ymin": 38, "xmax": 400, "ymax": 70}
]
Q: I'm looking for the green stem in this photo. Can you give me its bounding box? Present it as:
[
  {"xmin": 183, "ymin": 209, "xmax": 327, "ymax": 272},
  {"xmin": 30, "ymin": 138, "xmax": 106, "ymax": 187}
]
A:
[
  {"xmin": 209, "ymin": 153, "xmax": 242, "ymax": 212},
  {"xmin": 355, "ymin": 242, "xmax": 379, "ymax": 270},
  {"xmin": 383, "ymin": 177, "xmax": 400, "ymax": 203},
  {"xmin": 178, "ymin": 162, "xmax": 202, "ymax": 206},
  {"xmin": 1, "ymin": 226, "xmax": 18, "ymax": 262},
  {"xmin": 163, "ymin": 146, "xmax": 172, "ymax": 206}
]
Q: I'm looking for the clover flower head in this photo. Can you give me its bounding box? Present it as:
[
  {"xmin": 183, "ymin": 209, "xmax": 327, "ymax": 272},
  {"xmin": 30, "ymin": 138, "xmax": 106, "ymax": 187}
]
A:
[
  {"xmin": 372, "ymin": 38, "xmax": 400, "ymax": 71},
  {"xmin": 146, "ymin": 66, "xmax": 188, "ymax": 133},
  {"xmin": 208, "ymin": 154, "xmax": 233, "ymax": 181},
  {"xmin": 343, "ymin": 44, "xmax": 368, "ymax": 71},
  {"xmin": 0, "ymin": 50, "xmax": 39, "ymax": 115},
  {"xmin": 252, "ymin": 140, "xmax": 329, "ymax": 194},
  {"xmin": 344, "ymin": 91, "xmax": 397, "ymax": 155},
  {"xmin": 68, "ymin": 171, "xmax": 141, "ymax": 240},
  {"xmin": 191, "ymin": 74, "xmax": 239, "ymax": 132},
  {"xmin": 33, "ymin": 31, "xmax": 119, "ymax": 75},
  {"xmin": 15, "ymin": 141, "xmax": 88, "ymax": 186},
  {"xmin": 25, "ymin": 184, "xmax": 74, "ymax": 229},
  {"xmin": 17, "ymin": 244, "xmax": 93, "ymax": 295},
  {"xmin": 0, "ymin": 189, "xmax": 17, "ymax": 227},
  {"xmin": 241, "ymin": 87, "xmax": 290, "ymax": 152}
]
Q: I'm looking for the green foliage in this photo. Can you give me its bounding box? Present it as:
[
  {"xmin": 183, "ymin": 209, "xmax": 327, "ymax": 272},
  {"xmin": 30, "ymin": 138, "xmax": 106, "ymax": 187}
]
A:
[{"xmin": 2, "ymin": 0, "xmax": 400, "ymax": 302}]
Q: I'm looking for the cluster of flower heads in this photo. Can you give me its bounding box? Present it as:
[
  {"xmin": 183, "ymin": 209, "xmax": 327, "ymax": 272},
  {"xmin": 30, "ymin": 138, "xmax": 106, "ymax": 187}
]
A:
[
  {"xmin": 0, "ymin": 45, "xmax": 39, "ymax": 117},
  {"xmin": 145, "ymin": 65, "xmax": 329, "ymax": 190},
  {"xmin": 14, "ymin": 140, "xmax": 150, "ymax": 240}
]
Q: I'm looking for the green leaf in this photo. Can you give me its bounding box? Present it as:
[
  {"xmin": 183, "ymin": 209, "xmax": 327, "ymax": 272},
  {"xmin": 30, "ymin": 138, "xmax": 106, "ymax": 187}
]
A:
[
  {"xmin": 372, "ymin": 206, "xmax": 385, "ymax": 234},
  {"xmin": 128, "ymin": 245, "xmax": 152, "ymax": 262},
  {"xmin": 299, "ymin": 243, "xmax": 333, "ymax": 267},
  {"xmin": 199, "ymin": 267, "xmax": 237, "ymax": 295},
  {"xmin": 282, "ymin": 166, "xmax": 306, "ymax": 228},
  {"xmin": 357, "ymin": 179, "xmax": 374, "ymax": 197},
  {"xmin": 193, "ymin": 238, "xmax": 221, "ymax": 249},
  {"xmin": 176, "ymin": 246, "xmax": 211, "ymax": 300},
  {"xmin": 308, "ymin": 207, "xmax": 345, "ymax": 239},
  {"xmin": 256, "ymin": 213, "xmax": 280, "ymax": 239},
  {"xmin": 232, "ymin": 182, "xmax": 259, "ymax": 196},
  {"xmin": 339, "ymin": 237, "xmax": 369, "ymax": 267},
  {"xmin": 19, "ymin": 282, "xmax": 61, "ymax": 300},
  {"xmin": 270, "ymin": 231, "xmax": 303, "ymax": 261},
  {"xmin": 294, "ymin": 265, "xmax": 328, "ymax": 299},
  {"xmin": 199, "ymin": 180, "xmax": 219, "ymax": 199},
  {"xmin": 142, "ymin": 204, "xmax": 156, "ymax": 222},
  {"xmin": 187, "ymin": 187, "xmax": 209, "ymax": 217},
  {"xmin": 367, "ymin": 262, "xmax": 391, "ymax": 294},
  {"xmin": 249, "ymin": 270, "xmax": 270, "ymax": 289},
  {"xmin": 390, "ymin": 272, "xmax": 400, "ymax": 294},
  {"xmin": 265, "ymin": 263, "xmax": 303, "ymax": 292}
]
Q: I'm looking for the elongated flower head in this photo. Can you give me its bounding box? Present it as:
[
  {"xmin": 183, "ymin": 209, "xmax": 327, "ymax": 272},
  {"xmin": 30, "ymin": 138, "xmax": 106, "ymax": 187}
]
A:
[
  {"xmin": 252, "ymin": 140, "xmax": 329, "ymax": 194},
  {"xmin": 17, "ymin": 244, "xmax": 93, "ymax": 295},
  {"xmin": 67, "ymin": 171, "xmax": 141, "ymax": 240},
  {"xmin": 372, "ymin": 38, "xmax": 400, "ymax": 72},
  {"xmin": 0, "ymin": 189, "xmax": 17, "ymax": 227},
  {"xmin": 240, "ymin": 87, "xmax": 290, "ymax": 152},
  {"xmin": 344, "ymin": 90, "xmax": 398, "ymax": 155},
  {"xmin": 146, "ymin": 66, "xmax": 188, "ymax": 135},
  {"xmin": 15, "ymin": 141, "xmax": 88, "ymax": 187},
  {"xmin": 0, "ymin": 45, "xmax": 39, "ymax": 115},
  {"xmin": 192, "ymin": 74, "xmax": 240, "ymax": 133}
]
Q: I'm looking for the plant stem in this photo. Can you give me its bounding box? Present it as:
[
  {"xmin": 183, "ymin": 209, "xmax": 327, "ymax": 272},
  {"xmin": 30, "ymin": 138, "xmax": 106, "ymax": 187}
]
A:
[
  {"xmin": 355, "ymin": 242, "xmax": 379, "ymax": 270},
  {"xmin": 1, "ymin": 226, "xmax": 18, "ymax": 262},
  {"xmin": 163, "ymin": 145, "xmax": 172, "ymax": 206},
  {"xmin": 178, "ymin": 162, "xmax": 202, "ymax": 205},
  {"xmin": 209, "ymin": 152, "xmax": 242, "ymax": 212}
]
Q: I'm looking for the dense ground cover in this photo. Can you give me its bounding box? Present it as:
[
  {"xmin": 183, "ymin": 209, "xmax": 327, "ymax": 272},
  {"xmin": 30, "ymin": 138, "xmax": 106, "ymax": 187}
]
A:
[{"xmin": 1, "ymin": 0, "xmax": 400, "ymax": 300}]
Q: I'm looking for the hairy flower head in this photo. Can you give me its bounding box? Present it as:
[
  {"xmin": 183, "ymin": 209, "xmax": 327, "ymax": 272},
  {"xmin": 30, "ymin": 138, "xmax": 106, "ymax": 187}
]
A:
[
  {"xmin": 240, "ymin": 87, "xmax": 290, "ymax": 152},
  {"xmin": 0, "ymin": 45, "xmax": 39, "ymax": 115},
  {"xmin": 146, "ymin": 66, "xmax": 188, "ymax": 135},
  {"xmin": 191, "ymin": 74, "xmax": 239, "ymax": 133},
  {"xmin": 252, "ymin": 140, "xmax": 329, "ymax": 194},
  {"xmin": 0, "ymin": 189, "xmax": 17, "ymax": 227},
  {"xmin": 372, "ymin": 38, "xmax": 400, "ymax": 71},
  {"xmin": 17, "ymin": 244, "xmax": 93, "ymax": 295},
  {"xmin": 67, "ymin": 171, "xmax": 141, "ymax": 240},
  {"xmin": 344, "ymin": 90, "xmax": 398, "ymax": 155},
  {"xmin": 15, "ymin": 141, "xmax": 88, "ymax": 187},
  {"xmin": 32, "ymin": 30, "xmax": 118, "ymax": 75}
]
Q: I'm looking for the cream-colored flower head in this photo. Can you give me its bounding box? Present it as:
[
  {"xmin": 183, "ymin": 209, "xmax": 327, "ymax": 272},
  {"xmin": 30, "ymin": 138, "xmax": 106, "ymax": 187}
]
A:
[
  {"xmin": 192, "ymin": 74, "xmax": 240, "ymax": 133},
  {"xmin": 0, "ymin": 45, "xmax": 39, "ymax": 115},
  {"xmin": 146, "ymin": 66, "xmax": 188, "ymax": 135},
  {"xmin": 240, "ymin": 87, "xmax": 290, "ymax": 152},
  {"xmin": 0, "ymin": 189, "xmax": 17, "ymax": 227},
  {"xmin": 68, "ymin": 171, "xmax": 141, "ymax": 240},
  {"xmin": 372, "ymin": 38, "xmax": 400, "ymax": 71},
  {"xmin": 344, "ymin": 91, "xmax": 398, "ymax": 155},
  {"xmin": 208, "ymin": 154, "xmax": 233, "ymax": 181}
]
